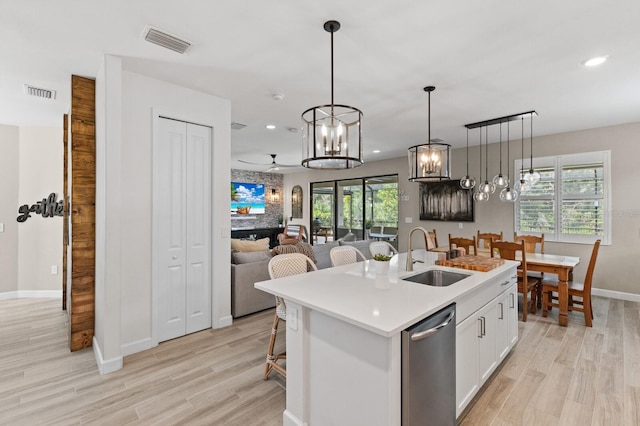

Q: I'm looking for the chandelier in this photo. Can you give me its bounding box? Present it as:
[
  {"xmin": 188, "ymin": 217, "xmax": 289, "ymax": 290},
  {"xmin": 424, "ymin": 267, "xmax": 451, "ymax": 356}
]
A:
[
  {"xmin": 408, "ymin": 86, "xmax": 451, "ymax": 182},
  {"xmin": 301, "ymin": 20, "xmax": 363, "ymax": 170}
]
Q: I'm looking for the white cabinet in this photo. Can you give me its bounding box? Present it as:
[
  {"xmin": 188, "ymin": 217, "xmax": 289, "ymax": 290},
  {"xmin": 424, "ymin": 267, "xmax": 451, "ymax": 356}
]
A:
[
  {"xmin": 455, "ymin": 269, "xmax": 518, "ymax": 418},
  {"xmin": 496, "ymin": 284, "xmax": 518, "ymax": 361}
]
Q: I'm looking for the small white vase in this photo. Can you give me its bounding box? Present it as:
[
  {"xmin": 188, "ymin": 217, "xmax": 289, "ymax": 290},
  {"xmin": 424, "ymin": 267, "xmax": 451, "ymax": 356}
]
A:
[{"xmin": 374, "ymin": 260, "xmax": 390, "ymax": 275}]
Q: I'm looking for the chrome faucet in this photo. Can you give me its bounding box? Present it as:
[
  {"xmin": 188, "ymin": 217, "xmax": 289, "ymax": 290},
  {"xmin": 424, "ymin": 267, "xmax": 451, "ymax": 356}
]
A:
[{"xmin": 406, "ymin": 226, "xmax": 432, "ymax": 272}]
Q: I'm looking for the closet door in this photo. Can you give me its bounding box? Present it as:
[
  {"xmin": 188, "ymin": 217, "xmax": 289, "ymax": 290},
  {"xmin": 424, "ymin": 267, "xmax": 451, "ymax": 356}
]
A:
[{"xmin": 155, "ymin": 118, "xmax": 211, "ymax": 342}]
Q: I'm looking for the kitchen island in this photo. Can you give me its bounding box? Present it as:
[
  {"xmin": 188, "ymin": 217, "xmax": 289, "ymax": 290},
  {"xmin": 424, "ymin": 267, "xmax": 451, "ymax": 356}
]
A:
[{"xmin": 255, "ymin": 250, "xmax": 519, "ymax": 425}]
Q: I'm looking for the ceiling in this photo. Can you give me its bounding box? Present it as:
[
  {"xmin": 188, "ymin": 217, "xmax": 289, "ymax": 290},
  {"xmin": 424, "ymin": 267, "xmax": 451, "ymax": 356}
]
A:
[{"xmin": 2, "ymin": 1, "xmax": 639, "ymax": 173}]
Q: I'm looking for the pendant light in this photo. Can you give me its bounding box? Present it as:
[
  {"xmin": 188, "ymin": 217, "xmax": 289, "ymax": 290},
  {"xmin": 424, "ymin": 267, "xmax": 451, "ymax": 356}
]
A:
[
  {"xmin": 301, "ymin": 20, "xmax": 363, "ymax": 170},
  {"xmin": 513, "ymin": 116, "xmax": 530, "ymax": 193},
  {"xmin": 408, "ymin": 86, "xmax": 451, "ymax": 181},
  {"xmin": 522, "ymin": 113, "xmax": 540, "ymax": 185},
  {"xmin": 460, "ymin": 128, "xmax": 476, "ymax": 189},
  {"xmin": 492, "ymin": 121, "xmax": 508, "ymax": 187},
  {"xmin": 500, "ymin": 120, "xmax": 518, "ymax": 202},
  {"xmin": 474, "ymin": 127, "xmax": 489, "ymax": 202},
  {"xmin": 478, "ymin": 126, "xmax": 496, "ymax": 196}
]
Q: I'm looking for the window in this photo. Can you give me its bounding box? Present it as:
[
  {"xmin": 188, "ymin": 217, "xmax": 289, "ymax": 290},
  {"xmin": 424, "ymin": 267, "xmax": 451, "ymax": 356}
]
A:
[{"xmin": 515, "ymin": 151, "xmax": 610, "ymax": 244}]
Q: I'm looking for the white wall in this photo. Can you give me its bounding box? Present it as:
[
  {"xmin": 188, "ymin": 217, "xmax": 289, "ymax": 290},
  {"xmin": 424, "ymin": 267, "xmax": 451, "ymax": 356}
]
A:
[
  {"xmin": 17, "ymin": 127, "xmax": 63, "ymax": 292},
  {"xmin": 284, "ymin": 121, "xmax": 640, "ymax": 296},
  {"xmin": 0, "ymin": 125, "xmax": 20, "ymax": 294},
  {"xmin": 95, "ymin": 54, "xmax": 231, "ymax": 371},
  {"xmin": 0, "ymin": 125, "xmax": 62, "ymax": 297}
]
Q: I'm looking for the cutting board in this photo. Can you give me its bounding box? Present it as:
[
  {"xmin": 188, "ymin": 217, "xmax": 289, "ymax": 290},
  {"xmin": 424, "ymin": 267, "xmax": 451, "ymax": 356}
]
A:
[{"xmin": 435, "ymin": 255, "xmax": 505, "ymax": 272}]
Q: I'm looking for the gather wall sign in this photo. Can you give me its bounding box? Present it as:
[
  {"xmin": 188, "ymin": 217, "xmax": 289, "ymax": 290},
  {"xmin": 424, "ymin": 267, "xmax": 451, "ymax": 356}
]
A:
[{"xmin": 16, "ymin": 192, "xmax": 64, "ymax": 222}]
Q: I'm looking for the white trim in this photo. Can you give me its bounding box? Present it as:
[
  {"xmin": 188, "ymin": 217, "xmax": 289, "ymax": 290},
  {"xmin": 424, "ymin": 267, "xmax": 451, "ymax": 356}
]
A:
[
  {"xmin": 121, "ymin": 337, "xmax": 156, "ymax": 356},
  {"xmin": 283, "ymin": 410, "xmax": 304, "ymax": 426},
  {"xmin": 217, "ymin": 315, "xmax": 233, "ymax": 328},
  {"xmin": 93, "ymin": 336, "xmax": 123, "ymax": 375},
  {"xmin": 0, "ymin": 290, "xmax": 62, "ymax": 300},
  {"xmin": 592, "ymin": 288, "xmax": 640, "ymax": 303}
]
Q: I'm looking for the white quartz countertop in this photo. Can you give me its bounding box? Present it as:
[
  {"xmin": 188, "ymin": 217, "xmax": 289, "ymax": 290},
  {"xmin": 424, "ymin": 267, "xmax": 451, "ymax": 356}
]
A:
[{"xmin": 255, "ymin": 250, "xmax": 519, "ymax": 337}]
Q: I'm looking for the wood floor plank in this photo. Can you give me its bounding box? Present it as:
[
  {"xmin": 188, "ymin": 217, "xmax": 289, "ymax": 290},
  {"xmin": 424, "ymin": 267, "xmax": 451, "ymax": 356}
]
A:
[{"xmin": 1, "ymin": 296, "xmax": 638, "ymax": 425}]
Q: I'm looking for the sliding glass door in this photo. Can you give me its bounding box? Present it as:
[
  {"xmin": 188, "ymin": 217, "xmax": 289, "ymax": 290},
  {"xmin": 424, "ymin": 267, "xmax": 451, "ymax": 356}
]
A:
[{"xmin": 311, "ymin": 174, "xmax": 398, "ymax": 245}]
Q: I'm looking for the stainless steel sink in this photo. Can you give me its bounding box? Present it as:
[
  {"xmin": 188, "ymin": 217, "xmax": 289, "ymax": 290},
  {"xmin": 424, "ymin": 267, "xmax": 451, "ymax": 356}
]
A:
[{"xmin": 402, "ymin": 269, "xmax": 470, "ymax": 287}]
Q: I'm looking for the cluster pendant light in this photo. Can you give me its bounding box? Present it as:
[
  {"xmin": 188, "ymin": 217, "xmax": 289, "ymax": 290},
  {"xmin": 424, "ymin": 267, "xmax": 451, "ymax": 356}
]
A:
[
  {"xmin": 301, "ymin": 20, "xmax": 363, "ymax": 170},
  {"xmin": 459, "ymin": 128, "xmax": 476, "ymax": 189},
  {"xmin": 408, "ymin": 86, "xmax": 451, "ymax": 182},
  {"xmin": 499, "ymin": 121, "xmax": 518, "ymax": 202},
  {"xmin": 464, "ymin": 110, "xmax": 537, "ymax": 203}
]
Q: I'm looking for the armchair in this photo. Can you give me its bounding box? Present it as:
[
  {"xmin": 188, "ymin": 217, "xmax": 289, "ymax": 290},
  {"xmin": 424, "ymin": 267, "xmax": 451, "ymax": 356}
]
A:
[{"xmin": 277, "ymin": 224, "xmax": 308, "ymax": 245}]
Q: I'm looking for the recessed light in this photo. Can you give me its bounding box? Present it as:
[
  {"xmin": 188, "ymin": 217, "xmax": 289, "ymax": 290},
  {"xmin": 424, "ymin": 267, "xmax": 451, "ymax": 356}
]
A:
[
  {"xmin": 372, "ymin": 149, "xmax": 381, "ymax": 153},
  {"xmin": 265, "ymin": 124, "xmax": 276, "ymax": 130},
  {"xmin": 582, "ymin": 55, "xmax": 608, "ymax": 67}
]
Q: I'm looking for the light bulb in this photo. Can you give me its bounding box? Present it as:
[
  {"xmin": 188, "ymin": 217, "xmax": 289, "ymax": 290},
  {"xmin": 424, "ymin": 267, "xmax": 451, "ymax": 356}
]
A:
[
  {"xmin": 474, "ymin": 190, "xmax": 489, "ymax": 202},
  {"xmin": 523, "ymin": 169, "xmax": 540, "ymax": 185},
  {"xmin": 492, "ymin": 173, "xmax": 508, "ymax": 187},
  {"xmin": 500, "ymin": 186, "xmax": 519, "ymax": 202},
  {"xmin": 460, "ymin": 176, "xmax": 476, "ymax": 190},
  {"xmin": 514, "ymin": 179, "xmax": 530, "ymax": 193},
  {"xmin": 480, "ymin": 180, "xmax": 496, "ymax": 194}
]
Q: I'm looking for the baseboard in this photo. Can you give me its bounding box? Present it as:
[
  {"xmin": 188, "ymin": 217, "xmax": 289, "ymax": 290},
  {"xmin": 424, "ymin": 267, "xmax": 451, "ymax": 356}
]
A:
[
  {"xmin": 283, "ymin": 410, "xmax": 304, "ymax": 426},
  {"xmin": 121, "ymin": 337, "xmax": 155, "ymax": 357},
  {"xmin": 0, "ymin": 290, "xmax": 62, "ymax": 300},
  {"xmin": 592, "ymin": 288, "xmax": 640, "ymax": 303},
  {"xmin": 93, "ymin": 337, "xmax": 123, "ymax": 375},
  {"xmin": 215, "ymin": 315, "xmax": 233, "ymax": 329}
]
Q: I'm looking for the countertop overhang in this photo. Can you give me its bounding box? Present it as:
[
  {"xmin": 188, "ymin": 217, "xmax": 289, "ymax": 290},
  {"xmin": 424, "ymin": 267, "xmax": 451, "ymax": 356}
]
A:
[{"xmin": 255, "ymin": 250, "xmax": 519, "ymax": 337}]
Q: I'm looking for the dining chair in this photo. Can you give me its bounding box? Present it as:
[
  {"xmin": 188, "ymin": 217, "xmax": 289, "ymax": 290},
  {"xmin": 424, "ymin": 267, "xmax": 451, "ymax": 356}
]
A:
[
  {"xmin": 477, "ymin": 231, "xmax": 503, "ymax": 257},
  {"xmin": 384, "ymin": 226, "xmax": 398, "ymax": 242},
  {"xmin": 513, "ymin": 233, "xmax": 544, "ymax": 254},
  {"xmin": 427, "ymin": 229, "xmax": 438, "ymax": 250},
  {"xmin": 330, "ymin": 245, "xmax": 367, "ymax": 267},
  {"xmin": 264, "ymin": 253, "xmax": 318, "ymax": 379},
  {"xmin": 369, "ymin": 241, "xmax": 398, "ymax": 257},
  {"xmin": 492, "ymin": 240, "xmax": 540, "ymax": 322},
  {"xmin": 448, "ymin": 234, "xmax": 477, "ymax": 256},
  {"xmin": 542, "ymin": 240, "xmax": 601, "ymax": 327}
]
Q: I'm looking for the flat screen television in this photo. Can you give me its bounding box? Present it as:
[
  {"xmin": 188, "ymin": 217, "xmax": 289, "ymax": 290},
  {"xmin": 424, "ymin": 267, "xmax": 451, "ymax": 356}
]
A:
[{"xmin": 231, "ymin": 182, "xmax": 265, "ymax": 215}]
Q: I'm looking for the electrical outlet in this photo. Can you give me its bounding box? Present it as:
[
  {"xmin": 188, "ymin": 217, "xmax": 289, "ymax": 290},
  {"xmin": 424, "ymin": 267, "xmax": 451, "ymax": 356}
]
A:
[
  {"xmin": 405, "ymin": 217, "xmax": 413, "ymax": 224},
  {"xmin": 0, "ymin": 223, "xmax": 4, "ymax": 232},
  {"xmin": 458, "ymin": 223, "xmax": 463, "ymax": 229},
  {"xmin": 51, "ymin": 265, "xmax": 58, "ymax": 275}
]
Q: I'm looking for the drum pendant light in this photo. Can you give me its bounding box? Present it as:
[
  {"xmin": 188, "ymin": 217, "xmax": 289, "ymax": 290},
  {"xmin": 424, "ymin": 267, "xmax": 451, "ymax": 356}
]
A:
[
  {"xmin": 408, "ymin": 86, "xmax": 451, "ymax": 181},
  {"xmin": 301, "ymin": 20, "xmax": 363, "ymax": 170}
]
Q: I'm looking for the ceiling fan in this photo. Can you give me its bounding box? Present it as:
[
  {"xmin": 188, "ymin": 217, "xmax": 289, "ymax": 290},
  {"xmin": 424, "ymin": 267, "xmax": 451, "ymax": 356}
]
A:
[{"xmin": 238, "ymin": 154, "xmax": 299, "ymax": 172}]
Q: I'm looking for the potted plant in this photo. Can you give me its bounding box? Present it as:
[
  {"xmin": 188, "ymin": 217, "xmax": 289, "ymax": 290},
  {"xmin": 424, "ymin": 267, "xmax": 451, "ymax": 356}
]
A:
[{"xmin": 372, "ymin": 253, "xmax": 392, "ymax": 275}]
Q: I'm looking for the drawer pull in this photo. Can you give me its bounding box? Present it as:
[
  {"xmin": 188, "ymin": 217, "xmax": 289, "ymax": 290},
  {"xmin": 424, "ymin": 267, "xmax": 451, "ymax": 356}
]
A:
[{"xmin": 501, "ymin": 280, "xmax": 509, "ymax": 286}]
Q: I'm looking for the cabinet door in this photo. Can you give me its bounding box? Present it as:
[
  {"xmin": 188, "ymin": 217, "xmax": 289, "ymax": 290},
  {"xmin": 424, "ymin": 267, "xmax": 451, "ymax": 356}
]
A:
[
  {"xmin": 506, "ymin": 285, "xmax": 518, "ymax": 347},
  {"xmin": 477, "ymin": 302, "xmax": 498, "ymax": 382},
  {"xmin": 456, "ymin": 313, "xmax": 481, "ymax": 417},
  {"xmin": 496, "ymin": 292, "xmax": 510, "ymax": 361}
]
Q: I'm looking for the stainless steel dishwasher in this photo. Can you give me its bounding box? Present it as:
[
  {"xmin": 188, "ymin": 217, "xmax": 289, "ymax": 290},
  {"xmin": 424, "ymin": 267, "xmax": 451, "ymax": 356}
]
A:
[{"xmin": 402, "ymin": 303, "xmax": 456, "ymax": 426}]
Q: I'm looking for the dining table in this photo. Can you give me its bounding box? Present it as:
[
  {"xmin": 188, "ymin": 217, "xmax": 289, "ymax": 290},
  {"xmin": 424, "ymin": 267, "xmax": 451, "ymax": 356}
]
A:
[
  {"xmin": 516, "ymin": 252, "xmax": 580, "ymax": 327},
  {"xmin": 430, "ymin": 246, "xmax": 581, "ymax": 326}
]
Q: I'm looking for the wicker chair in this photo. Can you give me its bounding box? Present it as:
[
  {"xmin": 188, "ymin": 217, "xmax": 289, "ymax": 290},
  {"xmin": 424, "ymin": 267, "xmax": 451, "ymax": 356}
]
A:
[
  {"xmin": 329, "ymin": 245, "xmax": 366, "ymax": 267},
  {"xmin": 264, "ymin": 253, "xmax": 317, "ymax": 379},
  {"xmin": 369, "ymin": 241, "xmax": 398, "ymax": 257}
]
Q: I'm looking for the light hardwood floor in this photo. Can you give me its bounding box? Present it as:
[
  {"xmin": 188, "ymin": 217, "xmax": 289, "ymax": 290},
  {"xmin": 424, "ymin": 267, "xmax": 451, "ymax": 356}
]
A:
[{"xmin": 1, "ymin": 296, "xmax": 638, "ymax": 425}]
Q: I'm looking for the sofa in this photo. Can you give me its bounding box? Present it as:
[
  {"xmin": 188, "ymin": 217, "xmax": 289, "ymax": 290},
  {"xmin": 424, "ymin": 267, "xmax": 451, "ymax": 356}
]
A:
[{"xmin": 231, "ymin": 239, "xmax": 373, "ymax": 318}]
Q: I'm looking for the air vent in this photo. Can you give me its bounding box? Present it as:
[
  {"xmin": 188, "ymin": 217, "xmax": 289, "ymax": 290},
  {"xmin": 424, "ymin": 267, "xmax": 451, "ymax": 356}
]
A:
[
  {"xmin": 24, "ymin": 84, "xmax": 56, "ymax": 100},
  {"xmin": 231, "ymin": 122, "xmax": 247, "ymax": 130},
  {"xmin": 142, "ymin": 25, "xmax": 191, "ymax": 54}
]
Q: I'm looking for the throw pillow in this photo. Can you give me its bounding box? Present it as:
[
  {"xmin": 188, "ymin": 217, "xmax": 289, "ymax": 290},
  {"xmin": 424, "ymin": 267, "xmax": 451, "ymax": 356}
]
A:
[
  {"xmin": 232, "ymin": 251, "xmax": 273, "ymax": 264},
  {"xmin": 230, "ymin": 237, "xmax": 270, "ymax": 252}
]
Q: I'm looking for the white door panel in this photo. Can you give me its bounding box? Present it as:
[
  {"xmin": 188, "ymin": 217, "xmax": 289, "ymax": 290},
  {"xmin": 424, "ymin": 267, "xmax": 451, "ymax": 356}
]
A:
[{"xmin": 156, "ymin": 118, "xmax": 212, "ymax": 342}]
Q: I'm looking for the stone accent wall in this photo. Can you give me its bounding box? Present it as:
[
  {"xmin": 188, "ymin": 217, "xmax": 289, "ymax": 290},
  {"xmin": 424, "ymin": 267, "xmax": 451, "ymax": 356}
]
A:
[{"xmin": 231, "ymin": 169, "xmax": 284, "ymax": 229}]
